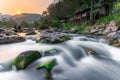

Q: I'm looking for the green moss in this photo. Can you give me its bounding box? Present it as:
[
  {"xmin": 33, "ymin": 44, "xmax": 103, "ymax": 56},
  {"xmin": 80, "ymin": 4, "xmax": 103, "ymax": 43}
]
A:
[
  {"xmin": 14, "ymin": 51, "xmax": 41, "ymax": 70},
  {"xmin": 37, "ymin": 59, "xmax": 57, "ymax": 72},
  {"xmin": 39, "ymin": 36, "xmax": 70, "ymax": 44}
]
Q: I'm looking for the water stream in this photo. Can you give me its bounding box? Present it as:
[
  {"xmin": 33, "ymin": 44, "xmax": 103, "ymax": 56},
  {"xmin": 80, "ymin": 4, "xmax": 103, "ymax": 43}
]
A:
[{"xmin": 0, "ymin": 35, "xmax": 120, "ymax": 80}]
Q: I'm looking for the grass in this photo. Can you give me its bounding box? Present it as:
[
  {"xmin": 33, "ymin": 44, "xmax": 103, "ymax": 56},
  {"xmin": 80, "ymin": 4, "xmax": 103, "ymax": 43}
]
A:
[
  {"xmin": 62, "ymin": 23, "xmax": 93, "ymax": 33},
  {"xmin": 96, "ymin": 14, "xmax": 120, "ymax": 25}
]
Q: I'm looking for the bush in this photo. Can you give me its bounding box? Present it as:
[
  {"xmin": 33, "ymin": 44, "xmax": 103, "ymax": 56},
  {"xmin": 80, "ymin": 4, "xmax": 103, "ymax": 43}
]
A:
[
  {"xmin": 62, "ymin": 23, "xmax": 92, "ymax": 33},
  {"xmin": 96, "ymin": 14, "xmax": 120, "ymax": 24},
  {"xmin": 62, "ymin": 23, "xmax": 73, "ymax": 30},
  {"xmin": 38, "ymin": 23, "xmax": 49, "ymax": 30},
  {"xmin": 113, "ymin": 1, "xmax": 120, "ymax": 13},
  {"xmin": 52, "ymin": 19, "xmax": 61, "ymax": 28}
]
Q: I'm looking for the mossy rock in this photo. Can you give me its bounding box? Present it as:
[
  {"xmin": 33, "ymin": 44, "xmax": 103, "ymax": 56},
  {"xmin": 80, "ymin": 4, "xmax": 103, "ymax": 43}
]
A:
[
  {"xmin": 37, "ymin": 59, "xmax": 57, "ymax": 72},
  {"xmin": 39, "ymin": 36, "xmax": 70, "ymax": 44},
  {"xmin": 14, "ymin": 51, "xmax": 41, "ymax": 70},
  {"xmin": 112, "ymin": 43, "xmax": 120, "ymax": 47}
]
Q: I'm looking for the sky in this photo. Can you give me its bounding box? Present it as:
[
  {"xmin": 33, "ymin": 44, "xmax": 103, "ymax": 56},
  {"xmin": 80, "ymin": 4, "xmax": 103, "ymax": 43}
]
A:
[{"xmin": 0, "ymin": 0, "xmax": 54, "ymax": 15}]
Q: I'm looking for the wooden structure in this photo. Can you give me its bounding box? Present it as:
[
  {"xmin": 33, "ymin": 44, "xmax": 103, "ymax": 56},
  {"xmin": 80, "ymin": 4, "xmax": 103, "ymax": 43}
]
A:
[{"xmin": 60, "ymin": 2, "xmax": 107, "ymax": 25}]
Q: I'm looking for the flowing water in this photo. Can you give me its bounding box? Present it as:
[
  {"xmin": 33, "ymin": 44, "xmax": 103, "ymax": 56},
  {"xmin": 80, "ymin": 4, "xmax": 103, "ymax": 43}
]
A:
[{"xmin": 0, "ymin": 35, "xmax": 120, "ymax": 80}]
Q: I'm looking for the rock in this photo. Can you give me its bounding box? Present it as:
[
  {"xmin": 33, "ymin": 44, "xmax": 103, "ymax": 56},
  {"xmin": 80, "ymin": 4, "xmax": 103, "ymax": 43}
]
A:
[
  {"xmin": 70, "ymin": 28, "xmax": 78, "ymax": 33},
  {"xmin": 103, "ymin": 21, "xmax": 118, "ymax": 35},
  {"xmin": 37, "ymin": 59, "xmax": 57, "ymax": 72},
  {"xmin": 4, "ymin": 31, "xmax": 17, "ymax": 36},
  {"xmin": 37, "ymin": 59, "xmax": 57, "ymax": 79},
  {"xmin": 44, "ymin": 49, "xmax": 59, "ymax": 56},
  {"xmin": 0, "ymin": 28, "xmax": 5, "ymax": 33},
  {"xmin": 14, "ymin": 51, "xmax": 41, "ymax": 70},
  {"xmin": 0, "ymin": 36, "xmax": 25, "ymax": 44},
  {"xmin": 112, "ymin": 43, "xmax": 120, "ymax": 47},
  {"xmin": 26, "ymin": 30, "xmax": 37, "ymax": 35},
  {"xmin": 90, "ymin": 29, "xmax": 98, "ymax": 34},
  {"xmin": 39, "ymin": 36, "xmax": 70, "ymax": 44}
]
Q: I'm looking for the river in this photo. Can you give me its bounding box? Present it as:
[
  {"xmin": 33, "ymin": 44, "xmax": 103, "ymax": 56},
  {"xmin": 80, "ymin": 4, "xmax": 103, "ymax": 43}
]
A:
[{"xmin": 0, "ymin": 35, "xmax": 120, "ymax": 80}]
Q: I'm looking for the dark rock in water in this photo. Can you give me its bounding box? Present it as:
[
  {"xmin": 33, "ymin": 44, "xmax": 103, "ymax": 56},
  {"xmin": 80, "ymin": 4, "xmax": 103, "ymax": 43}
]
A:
[
  {"xmin": 0, "ymin": 28, "xmax": 5, "ymax": 33},
  {"xmin": 13, "ymin": 51, "xmax": 41, "ymax": 70},
  {"xmin": 44, "ymin": 49, "xmax": 60, "ymax": 56},
  {"xmin": 39, "ymin": 36, "xmax": 70, "ymax": 44},
  {"xmin": 0, "ymin": 36, "xmax": 25, "ymax": 44}
]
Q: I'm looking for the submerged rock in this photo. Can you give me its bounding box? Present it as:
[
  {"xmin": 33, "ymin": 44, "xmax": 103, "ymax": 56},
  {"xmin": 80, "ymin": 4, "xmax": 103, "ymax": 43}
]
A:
[
  {"xmin": 44, "ymin": 49, "xmax": 60, "ymax": 56},
  {"xmin": 14, "ymin": 51, "xmax": 41, "ymax": 70}
]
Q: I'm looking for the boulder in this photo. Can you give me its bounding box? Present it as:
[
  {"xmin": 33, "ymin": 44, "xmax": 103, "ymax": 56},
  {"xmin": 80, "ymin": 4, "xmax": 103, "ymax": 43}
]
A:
[
  {"xmin": 0, "ymin": 36, "xmax": 25, "ymax": 44},
  {"xmin": 103, "ymin": 21, "xmax": 118, "ymax": 35},
  {"xmin": 14, "ymin": 51, "xmax": 41, "ymax": 70},
  {"xmin": 39, "ymin": 36, "xmax": 70, "ymax": 44}
]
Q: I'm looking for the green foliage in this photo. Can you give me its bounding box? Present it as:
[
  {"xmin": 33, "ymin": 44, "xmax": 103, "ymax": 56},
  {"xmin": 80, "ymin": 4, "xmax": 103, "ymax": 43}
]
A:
[
  {"xmin": 52, "ymin": 19, "xmax": 61, "ymax": 27},
  {"xmin": 62, "ymin": 23, "xmax": 92, "ymax": 33},
  {"xmin": 0, "ymin": 18, "xmax": 16, "ymax": 28},
  {"xmin": 20, "ymin": 21, "xmax": 29, "ymax": 28},
  {"xmin": 38, "ymin": 22, "xmax": 49, "ymax": 30},
  {"xmin": 75, "ymin": 25, "xmax": 92, "ymax": 33},
  {"xmin": 62, "ymin": 23, "xmax": 73, "ymax": 30},
  {"xmin": 113, "ymin": 1, "xmax": 120, "ymax": 13},
  {"xmin": 96, "ymin": 14, "xmax": 120, "ymax": 24}
]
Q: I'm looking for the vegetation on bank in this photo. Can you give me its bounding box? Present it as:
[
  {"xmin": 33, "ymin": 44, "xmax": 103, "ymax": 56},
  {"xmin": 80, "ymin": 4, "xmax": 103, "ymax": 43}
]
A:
[
  {"xmin": 96, "ymin": 14, "xmax": 120, "ymax": 25},
  {"xmin": 62, "ymin": 23, "xmax": 92, "ymax": 33}
]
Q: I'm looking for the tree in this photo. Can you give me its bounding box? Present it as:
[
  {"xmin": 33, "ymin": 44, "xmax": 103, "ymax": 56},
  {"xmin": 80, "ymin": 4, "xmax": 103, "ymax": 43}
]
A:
[
  {"xmin": 90, "ymin": 0, "xmax": 94, "ymax": 25},
  {"xmin": 20, "ymin": 21, "xmax": 29, "ymax": 28}
]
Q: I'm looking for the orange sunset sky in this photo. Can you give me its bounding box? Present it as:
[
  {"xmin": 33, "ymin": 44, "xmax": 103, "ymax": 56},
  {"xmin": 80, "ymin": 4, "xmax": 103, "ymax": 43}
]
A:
[{"xmin": 0, "ymin": 0, "xmax": 54, "ymax": 15}]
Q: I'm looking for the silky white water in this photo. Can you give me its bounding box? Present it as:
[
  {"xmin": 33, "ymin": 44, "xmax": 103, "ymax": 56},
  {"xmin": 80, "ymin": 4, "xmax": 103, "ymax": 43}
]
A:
[{"xmin": 0, "ymin": 36, "xmax": 120, "ymax": 80}]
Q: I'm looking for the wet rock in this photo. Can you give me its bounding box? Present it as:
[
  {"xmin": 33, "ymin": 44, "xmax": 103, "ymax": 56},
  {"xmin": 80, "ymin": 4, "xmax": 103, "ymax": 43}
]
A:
[
  {"xmin": 0, "ymin": 28, "xmax": 5, "ymax": 33},
  {"xmin": 4, "ymin": 31, "xmax": 17, "ymax": 36},
  {"xmin": 14, "ymin": 51, "xmax": 41, "ymax": 70},
  {"xmin": 37, "ymin": 59, "xmax": 57, "ymax": 72},
  {"xmin": 39, "ymin": 36, "xmax": 70, "ymax": 44},
  {"xmin": 37, "ymin": 59, "xmax": 57, "ymax": 79},
  {"xmin": 112, "ymin": 43, "xmax": 120, "ymax": 47},
  {"xmin": 0, "ymin": 36, "xmax": 25, "ymax": 44}
]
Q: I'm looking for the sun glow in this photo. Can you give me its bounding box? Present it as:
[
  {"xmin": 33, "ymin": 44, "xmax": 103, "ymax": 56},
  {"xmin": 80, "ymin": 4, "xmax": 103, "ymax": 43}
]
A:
[{"xmin": 16, "ymin": 10, "xmax": 22, "ymax": 15}]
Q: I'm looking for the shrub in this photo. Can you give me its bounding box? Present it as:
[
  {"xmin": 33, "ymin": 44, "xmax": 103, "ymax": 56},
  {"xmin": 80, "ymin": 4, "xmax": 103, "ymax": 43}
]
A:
[{"xmin": 96, "ymin": 14, "xmax": 120, "ymax": 24}]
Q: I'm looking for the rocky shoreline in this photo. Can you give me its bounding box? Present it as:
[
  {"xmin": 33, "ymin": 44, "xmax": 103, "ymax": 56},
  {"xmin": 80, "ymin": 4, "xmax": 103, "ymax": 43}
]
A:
[{"xmin": 0, "ymin": 21, "xmax": 120, "ymax": 47}]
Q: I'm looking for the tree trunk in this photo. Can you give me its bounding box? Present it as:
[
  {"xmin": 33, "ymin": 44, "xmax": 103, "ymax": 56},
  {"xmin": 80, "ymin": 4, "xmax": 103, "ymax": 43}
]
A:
[{"xmin": 90, "ymin": 0, "xmax": 94, "ymax": 25}]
